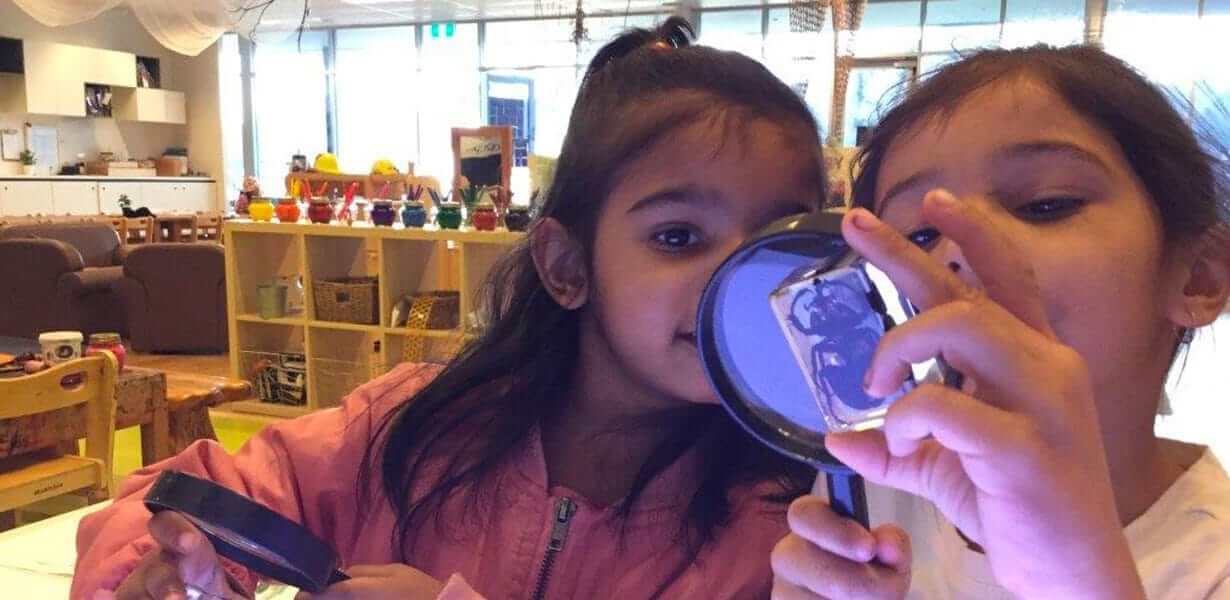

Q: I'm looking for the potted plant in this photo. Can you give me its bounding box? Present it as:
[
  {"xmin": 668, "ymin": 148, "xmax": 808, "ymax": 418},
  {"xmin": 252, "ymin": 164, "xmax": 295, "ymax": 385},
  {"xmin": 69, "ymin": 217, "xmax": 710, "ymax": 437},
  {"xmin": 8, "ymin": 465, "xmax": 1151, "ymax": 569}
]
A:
[{"xmin": 18, "ymin": 149, "xmax": 36, "ymax": 176}]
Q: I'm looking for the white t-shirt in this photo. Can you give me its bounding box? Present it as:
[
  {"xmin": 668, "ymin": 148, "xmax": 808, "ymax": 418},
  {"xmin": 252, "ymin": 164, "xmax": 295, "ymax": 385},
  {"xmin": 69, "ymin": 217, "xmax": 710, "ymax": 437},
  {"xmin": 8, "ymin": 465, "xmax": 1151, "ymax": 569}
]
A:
[{"xmin": 867, "ymin": 448, "xmax": 1230, "ymax": 599}]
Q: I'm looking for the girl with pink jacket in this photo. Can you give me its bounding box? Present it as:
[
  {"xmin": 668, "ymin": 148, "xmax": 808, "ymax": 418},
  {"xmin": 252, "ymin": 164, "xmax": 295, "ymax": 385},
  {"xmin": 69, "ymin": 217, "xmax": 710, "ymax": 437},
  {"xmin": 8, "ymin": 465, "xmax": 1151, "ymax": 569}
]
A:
[{"xmin": 74, "ymin": 18, "xmax": 830, "ymax": 600}]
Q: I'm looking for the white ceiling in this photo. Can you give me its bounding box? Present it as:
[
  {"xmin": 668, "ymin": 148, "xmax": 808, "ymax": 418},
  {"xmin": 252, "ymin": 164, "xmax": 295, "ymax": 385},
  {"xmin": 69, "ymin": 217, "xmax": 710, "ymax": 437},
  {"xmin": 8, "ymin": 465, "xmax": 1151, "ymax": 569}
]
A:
[{"xmin": 297, "ymin": 0, "xmax": 771, "ymax": 26}]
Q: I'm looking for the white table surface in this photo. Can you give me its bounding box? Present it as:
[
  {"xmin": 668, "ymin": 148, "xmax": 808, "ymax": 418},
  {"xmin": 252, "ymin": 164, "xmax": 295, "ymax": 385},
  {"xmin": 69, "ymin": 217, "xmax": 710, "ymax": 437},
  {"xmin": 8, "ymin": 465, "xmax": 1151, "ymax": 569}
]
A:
[{"xmin": 0, "ymin": 502, "xmax": 296, "ymax": 599}]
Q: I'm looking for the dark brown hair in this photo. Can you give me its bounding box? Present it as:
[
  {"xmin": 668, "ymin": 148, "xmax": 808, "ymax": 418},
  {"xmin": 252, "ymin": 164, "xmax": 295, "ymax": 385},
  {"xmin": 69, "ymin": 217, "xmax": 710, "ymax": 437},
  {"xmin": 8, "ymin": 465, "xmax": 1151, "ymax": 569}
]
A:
[{"xmin": 852, "ymin": 44, "xmax": 1229, "ymax": 242}]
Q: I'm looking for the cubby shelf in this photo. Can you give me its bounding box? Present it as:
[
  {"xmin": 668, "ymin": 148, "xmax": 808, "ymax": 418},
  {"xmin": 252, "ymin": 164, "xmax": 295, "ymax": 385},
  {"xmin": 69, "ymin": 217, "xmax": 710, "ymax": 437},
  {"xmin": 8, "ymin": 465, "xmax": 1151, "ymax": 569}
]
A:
[{"xmin": 224, "ymin": 219, "xmax": 522, "ymax": 415}]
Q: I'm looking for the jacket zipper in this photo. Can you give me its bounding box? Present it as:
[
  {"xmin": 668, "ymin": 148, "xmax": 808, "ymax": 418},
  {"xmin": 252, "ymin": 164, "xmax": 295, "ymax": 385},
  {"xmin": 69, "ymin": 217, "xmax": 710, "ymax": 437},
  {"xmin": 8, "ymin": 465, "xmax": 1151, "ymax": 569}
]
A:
[{"xmin": 531, "ymin": 497, "xmax": 576, "ymax": 600}]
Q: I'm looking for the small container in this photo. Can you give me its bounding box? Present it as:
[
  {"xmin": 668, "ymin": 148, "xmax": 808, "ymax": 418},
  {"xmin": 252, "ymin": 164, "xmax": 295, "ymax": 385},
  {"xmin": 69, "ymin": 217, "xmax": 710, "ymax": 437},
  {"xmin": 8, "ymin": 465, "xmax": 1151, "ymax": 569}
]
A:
[
  {"xmin": 258, "ymin": 281, "xmax": 289, "ymax": 319},
  {"xmin": 275, "ymin": 197, "xmax": 300, "ymax": 223},
  {"xmin": 472, "ymin": 201, "xmax": 498, "ymax": 231},
  {"xmin": 354, "ymin": 200, "xmax": 370, "ymax": 223},
  {"xmin": 504, "ymin": 206, "xmax": 531, "ymax": 232},
  {"xmin": 401, "ymin": 200, "xmax": 426, "ymax": 228},
  {"xmin": 436, "ymin": 203, "xmax": 462, "ymax": 230},
  {"xmin": 39, "ymin": 331, "xmax": 83, "ymax": 365},
  {"xmin": 85, "ymin": 332, "xmax": 126, "ymax": 372},
  {"xmin": 248, "ymin": 198, "xmax": 275, "ymax": 222},
  {"xmin": 308, "ymin": 199, "xmax": 334, "ymax": 224},
  {"xmin": 371, "ymin": 200, "xmax": 396, "ymax": 227}
]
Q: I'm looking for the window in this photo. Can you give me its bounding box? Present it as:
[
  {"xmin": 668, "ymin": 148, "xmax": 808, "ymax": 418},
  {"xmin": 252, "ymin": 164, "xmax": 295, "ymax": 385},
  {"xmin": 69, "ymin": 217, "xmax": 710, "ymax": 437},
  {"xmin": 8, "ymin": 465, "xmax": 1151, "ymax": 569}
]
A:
[
  {"xmin": 251, "ymin": 32, "xmax": 331, "ymax": 196},
  {"xmin": 765, "ymin": 8, "xmax": 831, "ymax": 136},
  {"xmin": 1195, "ymin": 0, "xmax": 1230, "ymax": 135},
  {"xmin": 334, "ymin": 27, "xmax": 417, "ymax": 176},
  {"xmin": 485, "ymin": 19, "xmax": 577, "ymax": 68},
  {"xmin": 699, "ymin": 9, "xmax": 764, "ymax": 59},
  {"xmin": 858, "ymin": 1, "xmax": 922, "ymax": 57},
  {"xmin": 922, "ymin": 0, "xmax": 1001, "ymax": 53},
  {"xmin": 1002, "ymin": 0, "xmax": 1084, "ymax": 47},
  {"xmin": 419, "ymin": 23, "xmax": 481, "ymax": 190},
  {"xmin": 218, "ymin": 34, "xmax": 246, "ymax": 207},
  {"xmin": 1104, "ymin": 0, "xmax": 1201, "ymax": 98}
]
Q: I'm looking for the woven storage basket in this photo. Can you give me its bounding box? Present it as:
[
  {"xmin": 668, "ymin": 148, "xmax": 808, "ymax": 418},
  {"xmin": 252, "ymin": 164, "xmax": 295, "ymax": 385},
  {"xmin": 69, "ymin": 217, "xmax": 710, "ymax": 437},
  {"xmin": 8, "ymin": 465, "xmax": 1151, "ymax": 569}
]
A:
[
  {"xmin": 404, "ymin": 291, "xmax": 460, "ymax": 330},
  {"xmin": 314, "ymin": 277, "xmax": 379, "ymax": 324}
]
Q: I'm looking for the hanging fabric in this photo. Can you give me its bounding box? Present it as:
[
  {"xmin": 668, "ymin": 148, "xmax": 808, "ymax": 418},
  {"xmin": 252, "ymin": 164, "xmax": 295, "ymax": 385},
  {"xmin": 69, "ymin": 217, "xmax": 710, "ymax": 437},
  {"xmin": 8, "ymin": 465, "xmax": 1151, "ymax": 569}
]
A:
[{"xmin": 10, "ymin": 0, "xmax": 124, "ymax": 27}]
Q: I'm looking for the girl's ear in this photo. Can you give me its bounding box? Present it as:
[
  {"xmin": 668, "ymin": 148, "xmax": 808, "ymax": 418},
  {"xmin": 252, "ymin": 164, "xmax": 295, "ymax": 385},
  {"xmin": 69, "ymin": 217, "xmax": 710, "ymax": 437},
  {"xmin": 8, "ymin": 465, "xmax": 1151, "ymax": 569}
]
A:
[
  {"xmin": 1165, "ymin": 232, "xmax": 1230, "ymax": 328},
  {"xmin": 531, "ymin": 218, "xmax": 590, "ymax": 310}
]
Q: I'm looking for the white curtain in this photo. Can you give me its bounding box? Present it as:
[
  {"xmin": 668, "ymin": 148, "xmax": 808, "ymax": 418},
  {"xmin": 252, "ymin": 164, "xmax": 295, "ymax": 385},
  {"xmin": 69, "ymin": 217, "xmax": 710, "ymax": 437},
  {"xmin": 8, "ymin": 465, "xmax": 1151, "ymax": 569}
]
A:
[
  {"xmin": 10, "ymin": 0, "xmax": 124, "ymax": 27},
  {"xmin": 13, "ymin": 0, "xmax": 304, "ymax": 56}
]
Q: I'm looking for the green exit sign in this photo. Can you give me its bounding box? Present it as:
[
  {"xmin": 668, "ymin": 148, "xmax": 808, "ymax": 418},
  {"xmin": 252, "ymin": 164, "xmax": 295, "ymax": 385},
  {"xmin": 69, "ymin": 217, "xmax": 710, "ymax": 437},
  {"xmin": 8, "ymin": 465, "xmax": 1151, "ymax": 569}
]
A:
[{"xmin": 429, "ymin": 22, "xmax": 456, "ymax": 38}]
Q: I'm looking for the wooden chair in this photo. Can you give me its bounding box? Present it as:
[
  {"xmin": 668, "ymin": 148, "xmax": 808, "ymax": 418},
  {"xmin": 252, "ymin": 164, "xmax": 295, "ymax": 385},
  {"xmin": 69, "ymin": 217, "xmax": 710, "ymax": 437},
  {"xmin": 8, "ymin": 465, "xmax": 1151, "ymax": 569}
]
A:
[
  {"xmin": 0, "ymin": 353, "xmax": 118, "ymax": 521},
  {"xmin": 195, "ymin": 212, "xmax": 223, "ymax": 243}
]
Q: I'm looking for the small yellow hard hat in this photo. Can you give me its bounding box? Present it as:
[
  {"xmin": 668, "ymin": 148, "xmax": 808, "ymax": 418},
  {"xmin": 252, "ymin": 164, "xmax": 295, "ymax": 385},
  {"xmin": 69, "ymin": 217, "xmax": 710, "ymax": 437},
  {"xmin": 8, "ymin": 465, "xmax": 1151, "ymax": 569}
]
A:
[{"xmin": 313, "ymin": 152, "xmax": 340, "ymax": 174}]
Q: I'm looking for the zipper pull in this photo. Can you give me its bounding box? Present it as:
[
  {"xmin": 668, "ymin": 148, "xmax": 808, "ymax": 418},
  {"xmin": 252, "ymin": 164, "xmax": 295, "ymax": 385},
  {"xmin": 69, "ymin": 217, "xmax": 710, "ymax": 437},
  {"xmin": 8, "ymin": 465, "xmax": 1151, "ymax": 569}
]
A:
[{"xmin": 548, "ymin": 497, "xmax": 576, "ymax": 552}]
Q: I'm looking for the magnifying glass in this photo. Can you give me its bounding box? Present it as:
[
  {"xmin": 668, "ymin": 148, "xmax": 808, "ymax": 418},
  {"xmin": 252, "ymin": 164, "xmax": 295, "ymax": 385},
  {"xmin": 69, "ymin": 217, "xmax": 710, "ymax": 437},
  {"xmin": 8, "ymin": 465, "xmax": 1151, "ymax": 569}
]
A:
[
  {"xmin": 696, "ymin": 211, "xmax": 962, "ymax": 527},
  {"xmin": 144, "ymin": 470, "xmax": 349, "ymax": 593}
]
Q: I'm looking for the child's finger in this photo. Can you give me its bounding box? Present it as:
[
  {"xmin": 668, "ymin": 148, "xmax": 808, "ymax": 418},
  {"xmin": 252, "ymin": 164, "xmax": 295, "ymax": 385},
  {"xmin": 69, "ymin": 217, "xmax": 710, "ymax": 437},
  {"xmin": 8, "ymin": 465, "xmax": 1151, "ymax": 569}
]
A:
[
  {"xmin": 864, "ymin": 301, "xmax": 1059, "ymax": 415},
  {"xmin": 771, "ymin": 533, "xmax": 906, "ymax": 599},
  {"xmin": 841, "ymin": 207, "xmax": 973, "ymax": 311},
  {"xmin": 148, "ymin": 511, "xmax": 203, "ymax": 556},
  {"xmin": 785, "ymin": 496, "xmax": 876, "ymax": 563},
  {"xmin": 771, "ymin": 578, "xmax": 822, "ymax": 600},
  {"xmin": 871, "ymin": 525, "xmax": 912, "ymax": 570},
  {"xmin": 141, "ymin": 551, "xmax": 189, "ymax": 600},
  {"xmin": 919, "ymin": 189, "xmax": 1054, "ymax": 337}
]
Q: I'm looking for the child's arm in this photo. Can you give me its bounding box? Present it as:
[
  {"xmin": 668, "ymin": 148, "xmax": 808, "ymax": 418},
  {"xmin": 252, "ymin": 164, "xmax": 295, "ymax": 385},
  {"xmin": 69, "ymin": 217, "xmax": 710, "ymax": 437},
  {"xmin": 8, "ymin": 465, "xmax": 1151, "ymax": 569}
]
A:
[
  {"xmin": 799, "ymin": 199, "xmax": 1142, "ymax": 599},
  {"xmin": 71, "ymin": 363, "xmax": 443, "ymax": 600}
]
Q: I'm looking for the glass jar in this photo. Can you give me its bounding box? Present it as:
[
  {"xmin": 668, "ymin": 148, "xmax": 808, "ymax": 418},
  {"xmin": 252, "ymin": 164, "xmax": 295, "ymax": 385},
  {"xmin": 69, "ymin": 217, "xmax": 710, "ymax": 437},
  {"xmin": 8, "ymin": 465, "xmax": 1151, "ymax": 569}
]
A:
[
  {"xmin": 275, "ymin": 197, "xmax": 300, "ymax": 223},
  {"xmin": 436, "ymin": 203, "xmax": 462, "ymax": 230},
  {"xmin": 472, "ymin": 202, "xmax": 498, "ymax": 231},
  {"xmin": 371, "ymin": 200, "xmax": 396, "ymax": 226},
  {"xmin": 308, "ymin": 199, "xmax": 334, "ymax": 224},
  {"xmin": 504, "ymin": 206, "xmax": 531, "ymax": 232},
  {"xmin": 85, "ymin": 332, "xmax": 126, "ymax": 372},
  {"xmin": 248, "ymin": 198, "xmax": 275, "ymax": 222},
  {"xmin": 401, "ymin": 200, "xmax": 427, "ymax": 228}
]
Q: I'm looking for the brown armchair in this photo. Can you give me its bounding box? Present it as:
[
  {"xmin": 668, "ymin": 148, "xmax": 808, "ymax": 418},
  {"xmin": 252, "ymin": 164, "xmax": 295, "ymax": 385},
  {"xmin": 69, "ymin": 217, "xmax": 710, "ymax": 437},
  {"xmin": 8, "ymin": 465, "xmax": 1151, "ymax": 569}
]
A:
[
  {"xmin": 116, "ymin": 244, "xmax": 227, "ymax": 353},
  {"xmin": 0, "ymin": 223, "xmax": 127, "ymax": 339}
]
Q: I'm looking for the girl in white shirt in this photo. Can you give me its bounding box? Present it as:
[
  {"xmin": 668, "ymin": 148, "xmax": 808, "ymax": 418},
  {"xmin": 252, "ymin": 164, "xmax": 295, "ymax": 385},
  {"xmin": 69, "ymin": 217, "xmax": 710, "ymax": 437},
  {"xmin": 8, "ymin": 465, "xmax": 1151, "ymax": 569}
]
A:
[{"xmin": 770, "ymin": 45, "xmax": 1230, "ymax": 599}]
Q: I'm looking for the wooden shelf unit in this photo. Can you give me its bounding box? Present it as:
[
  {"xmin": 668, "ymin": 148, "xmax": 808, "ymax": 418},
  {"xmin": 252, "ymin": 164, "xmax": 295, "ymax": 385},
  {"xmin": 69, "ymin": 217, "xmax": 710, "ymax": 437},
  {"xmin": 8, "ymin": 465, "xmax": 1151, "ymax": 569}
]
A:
[{"xmin": 224, "ymin": 220, "xmax": 523, "ymax": 415}]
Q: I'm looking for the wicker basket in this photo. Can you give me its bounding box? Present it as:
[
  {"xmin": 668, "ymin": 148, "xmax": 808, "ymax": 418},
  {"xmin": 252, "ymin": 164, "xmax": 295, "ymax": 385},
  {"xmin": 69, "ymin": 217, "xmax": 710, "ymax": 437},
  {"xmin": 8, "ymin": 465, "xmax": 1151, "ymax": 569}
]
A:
[
  {"xmin": 314, "ymin": 277, "xmax": 379, "ymax": 324},
  {"xmin": 404, "ymin": 291, "xmax": 460, "ymax": 330}
]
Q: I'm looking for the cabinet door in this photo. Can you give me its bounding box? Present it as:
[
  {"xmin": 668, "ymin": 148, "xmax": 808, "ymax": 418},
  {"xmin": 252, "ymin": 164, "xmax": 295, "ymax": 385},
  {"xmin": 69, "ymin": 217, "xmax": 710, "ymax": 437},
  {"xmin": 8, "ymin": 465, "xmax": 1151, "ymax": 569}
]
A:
[
  {"xmin": 51, "ymin": 181, "xmax": 100, "ymax": 215},
  {"xmin": 89, "ymin": 48, "xmax": 137, "ymax": 88},
  {"xmin": 98, "ymin": 181, "xmax": 144, "ymax": 214},
  {"xmin": 139, "ymin": 182, "xmax": 179, "ymax": 213},
  {"xmin": 163, "ymin": 91, "xmax": 186, "ymax": 124},
  {"xmin": 0, "ymin": 181, "xmax": 54, "ymax": 216},
  {"xmin": 180, "ymin": 182, "xmax": 215, "ymax": 213}
]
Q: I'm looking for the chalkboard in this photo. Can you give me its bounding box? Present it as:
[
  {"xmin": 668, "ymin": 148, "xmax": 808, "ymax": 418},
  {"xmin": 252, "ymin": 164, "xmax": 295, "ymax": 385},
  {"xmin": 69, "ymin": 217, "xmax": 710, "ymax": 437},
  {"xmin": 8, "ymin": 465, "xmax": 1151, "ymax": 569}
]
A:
[{"xmin": 452, "ymin": 127, "xmax": 512, "ymax": 196}]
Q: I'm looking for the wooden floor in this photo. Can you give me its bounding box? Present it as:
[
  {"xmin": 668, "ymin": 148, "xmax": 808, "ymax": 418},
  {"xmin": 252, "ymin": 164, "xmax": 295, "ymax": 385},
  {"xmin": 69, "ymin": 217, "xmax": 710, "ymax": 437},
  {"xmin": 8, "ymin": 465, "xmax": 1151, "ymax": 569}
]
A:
[{"xmin": 125, "ymin": 351, "xmax": 232, "ymax": 379}]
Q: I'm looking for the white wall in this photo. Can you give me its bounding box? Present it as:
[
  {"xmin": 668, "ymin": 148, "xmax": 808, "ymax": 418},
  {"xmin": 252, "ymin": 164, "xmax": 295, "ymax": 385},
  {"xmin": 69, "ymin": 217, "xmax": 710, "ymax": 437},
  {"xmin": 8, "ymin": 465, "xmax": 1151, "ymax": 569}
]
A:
[{"xmin": 0, "ymin": 0, "xmax": 224, "ymax": 206}]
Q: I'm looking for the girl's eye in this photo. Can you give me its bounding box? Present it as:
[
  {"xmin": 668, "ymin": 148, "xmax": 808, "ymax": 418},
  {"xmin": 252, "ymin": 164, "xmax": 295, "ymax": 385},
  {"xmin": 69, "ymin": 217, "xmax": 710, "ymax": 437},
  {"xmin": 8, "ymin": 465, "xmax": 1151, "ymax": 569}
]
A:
[
  {"xmin": 906, "ymin": 227, "xmax": 940, "ymax": 249},
  {"xmin": 651, "ymin": 226, "xmax": 701, "ymax": 251},
  {"xmin": 1015, "ymin": 197, "xmax": 1085, "ymax": 222}
]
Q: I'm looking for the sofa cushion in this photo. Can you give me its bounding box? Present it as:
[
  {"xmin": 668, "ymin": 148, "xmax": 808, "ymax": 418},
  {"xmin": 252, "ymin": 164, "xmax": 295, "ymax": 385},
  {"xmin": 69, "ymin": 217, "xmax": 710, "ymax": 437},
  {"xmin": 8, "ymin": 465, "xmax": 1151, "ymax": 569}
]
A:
[{"xmin": 0, "ymin": 223, "xmax": 120, "ymax": 268}]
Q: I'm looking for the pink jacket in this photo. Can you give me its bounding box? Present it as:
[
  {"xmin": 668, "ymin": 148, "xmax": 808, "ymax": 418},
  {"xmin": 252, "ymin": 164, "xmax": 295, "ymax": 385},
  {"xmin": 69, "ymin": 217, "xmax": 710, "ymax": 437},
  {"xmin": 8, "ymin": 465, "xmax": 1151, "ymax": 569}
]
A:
[{"xmin": 72, "ymin": 363, "xmax": 791, "ymax": 599}]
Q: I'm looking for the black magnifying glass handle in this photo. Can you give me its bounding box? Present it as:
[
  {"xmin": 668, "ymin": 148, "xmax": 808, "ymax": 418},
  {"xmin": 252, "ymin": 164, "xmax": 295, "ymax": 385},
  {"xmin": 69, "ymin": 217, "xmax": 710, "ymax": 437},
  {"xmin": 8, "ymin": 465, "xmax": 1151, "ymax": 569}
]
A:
[{"xmin": 821, "ymin": 471, "xmax": 870, "ymax": 529}]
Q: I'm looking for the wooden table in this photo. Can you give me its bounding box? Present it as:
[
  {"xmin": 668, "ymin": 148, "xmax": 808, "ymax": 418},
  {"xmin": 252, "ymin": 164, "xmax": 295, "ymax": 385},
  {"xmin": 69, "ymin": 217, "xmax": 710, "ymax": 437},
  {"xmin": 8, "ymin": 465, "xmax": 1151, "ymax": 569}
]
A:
[
  {"xmin": 154, "ymin": 214, "xmax": 198, "ymax": 242},
  {"xmin": 0, "ymin": 367, "xmax": 168, "ymax": 465}
]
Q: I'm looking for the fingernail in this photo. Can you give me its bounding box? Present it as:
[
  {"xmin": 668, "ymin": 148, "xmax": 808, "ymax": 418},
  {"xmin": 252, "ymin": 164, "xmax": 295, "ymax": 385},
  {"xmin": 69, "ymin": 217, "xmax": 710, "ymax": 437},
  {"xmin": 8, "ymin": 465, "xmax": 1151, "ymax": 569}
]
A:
[
  {"xmin": 927, "ymin": 189, "xmax": 958, "ymax": 210},
  {"xmin": 850, "ymin": 209, "xmax": 877, "ymax": 231}
]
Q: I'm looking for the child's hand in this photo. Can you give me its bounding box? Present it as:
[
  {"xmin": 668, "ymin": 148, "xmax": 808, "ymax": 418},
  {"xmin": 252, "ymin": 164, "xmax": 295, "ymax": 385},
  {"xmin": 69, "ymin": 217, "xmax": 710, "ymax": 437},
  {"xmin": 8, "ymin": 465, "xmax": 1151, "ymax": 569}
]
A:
[
  {"xmin": 296, "ymin": 564, "xmax": 445, "ymax": 600},
  {"xmin": 108, "ymin": 511, "xmax": 246, "ymax": 600},
  {"xmin": 771, "ymin": 496, "xmax": 910, "ymax": 599},
  {"xmin": 833, "ymin": 192, "xmax": 1144, "ymax": 600}
]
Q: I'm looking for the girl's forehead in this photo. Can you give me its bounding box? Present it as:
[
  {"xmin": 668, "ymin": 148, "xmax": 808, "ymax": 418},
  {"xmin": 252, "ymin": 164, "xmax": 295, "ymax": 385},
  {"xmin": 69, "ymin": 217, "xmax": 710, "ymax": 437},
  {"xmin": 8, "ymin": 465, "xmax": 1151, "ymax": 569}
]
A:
[{"xmin": 874, "ymin": 80, "xmax": 1127, "ymax": 200}]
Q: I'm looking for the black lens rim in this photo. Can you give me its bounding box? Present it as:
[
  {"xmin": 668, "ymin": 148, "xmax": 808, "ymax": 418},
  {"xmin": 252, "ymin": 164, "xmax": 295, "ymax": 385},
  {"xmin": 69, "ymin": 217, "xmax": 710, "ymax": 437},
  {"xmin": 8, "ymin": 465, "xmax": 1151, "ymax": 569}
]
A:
[
  {"xmin": 696, "ymin": 211, "xmax": 858, "ymax": 474},
  {"xmin": 144, "ymin": 470, "xmax": 346, "ymax": 592}
]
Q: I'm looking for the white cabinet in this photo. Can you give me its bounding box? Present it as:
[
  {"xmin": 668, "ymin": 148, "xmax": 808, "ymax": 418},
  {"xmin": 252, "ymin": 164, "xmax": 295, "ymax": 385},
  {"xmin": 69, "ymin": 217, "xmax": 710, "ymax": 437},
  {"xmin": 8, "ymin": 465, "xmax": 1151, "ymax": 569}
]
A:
[
  {"xmin": 97, "ymin": 181, "xmax": 144, "ymax": 214},
  {"xmin": 83, "ymin": 47, "xmax": 137, "ymax": 88},
  {"xmin": 139, "ymin": 181, "xmax": 215, "ymax": 213},
  {"xmin": 115, "ymin": 88, "xmax": 186, "ymax": 124},
  {"xmin": 0, "ymin": 180, "xmax": 54, "ymax": 217},
  {"xmin": 50, "ymin": 181, "xmax": 101, "ymax": 215}
]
